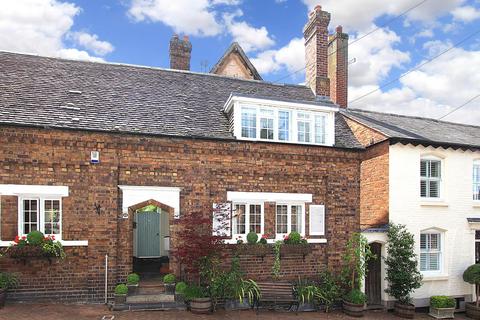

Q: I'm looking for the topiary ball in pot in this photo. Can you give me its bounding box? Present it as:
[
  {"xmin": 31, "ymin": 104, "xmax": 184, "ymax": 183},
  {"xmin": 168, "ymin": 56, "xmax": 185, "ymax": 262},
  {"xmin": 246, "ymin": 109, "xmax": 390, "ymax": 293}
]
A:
[
  {"xmin": 259, "ymin": 237, "xmax": 267, "ymax": 245},
  {"xmin": 114, "ymin": 284, "xmax": 128, "ymax": 305},
  {"xmin": 163, "ymin": 273, "xmax": 176, "ymax": 295},
  {"xmin": 246, "ymin": 232, "xmax": 258, "ymax": 244},
  {"xmin": 175, "ymin": 281, "xmax": 187, "ymax": 294},
  {"xmin": 27, "ymin": 231, "xmax": 45, "ymax": 245},
  {"xmin": 127, "ymin": 273, "xmax": 140, "ymax": 285},
  {"xmin": 287, "ymin": 231, "xmax": 302, "ymax": 244}
]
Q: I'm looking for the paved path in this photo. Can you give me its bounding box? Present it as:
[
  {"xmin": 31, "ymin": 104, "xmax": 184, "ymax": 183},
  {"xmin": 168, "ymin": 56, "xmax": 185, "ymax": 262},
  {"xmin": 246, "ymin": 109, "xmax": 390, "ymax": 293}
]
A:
[{"xmin": 0, "ymin": 303, "xmax": 469, "ymax": 320}]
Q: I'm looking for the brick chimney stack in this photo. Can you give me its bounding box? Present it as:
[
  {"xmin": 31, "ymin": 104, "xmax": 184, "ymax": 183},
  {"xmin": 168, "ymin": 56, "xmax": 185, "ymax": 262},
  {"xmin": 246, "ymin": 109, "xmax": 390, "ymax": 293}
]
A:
[
  {"xmin": 303, "ymin": 5, "xmax": 331, "ymax": 97},
  {"xmin": 169, "ymin": 34, "xmax": 192, "ymax": 71},
  {"xmin": 328, "ymin": 25, "xmax": 349, "ymax": 108}
]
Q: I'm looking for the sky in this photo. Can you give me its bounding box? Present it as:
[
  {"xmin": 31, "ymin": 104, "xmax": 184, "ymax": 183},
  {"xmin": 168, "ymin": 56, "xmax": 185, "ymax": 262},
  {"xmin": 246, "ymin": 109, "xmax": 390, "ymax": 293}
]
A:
[{"xmin": 0, "ymin": 0, "xmax": 479, "ymax": 126}]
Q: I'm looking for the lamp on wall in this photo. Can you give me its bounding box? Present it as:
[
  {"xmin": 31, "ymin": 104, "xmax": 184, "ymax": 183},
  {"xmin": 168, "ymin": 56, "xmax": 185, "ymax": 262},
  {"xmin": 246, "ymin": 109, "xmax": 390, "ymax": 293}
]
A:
[{"xmin": 94, "ymin": 203, "xmax": 101, "ymax": 215}]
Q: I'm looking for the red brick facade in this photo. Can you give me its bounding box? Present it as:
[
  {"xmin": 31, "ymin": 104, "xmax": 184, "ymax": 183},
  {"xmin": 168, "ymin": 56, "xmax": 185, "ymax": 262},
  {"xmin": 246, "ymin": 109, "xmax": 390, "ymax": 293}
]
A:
[{"xmin": 0, "ymin": 125, "xmax": 361, "ymax": 302}]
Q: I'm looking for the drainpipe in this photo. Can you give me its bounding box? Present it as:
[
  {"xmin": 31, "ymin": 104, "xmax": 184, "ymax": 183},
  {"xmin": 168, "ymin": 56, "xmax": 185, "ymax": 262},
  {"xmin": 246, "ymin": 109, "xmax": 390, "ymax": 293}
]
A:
[{"xmin": 104, "ymin": 254, "xmax": 108, "ymax": 304}]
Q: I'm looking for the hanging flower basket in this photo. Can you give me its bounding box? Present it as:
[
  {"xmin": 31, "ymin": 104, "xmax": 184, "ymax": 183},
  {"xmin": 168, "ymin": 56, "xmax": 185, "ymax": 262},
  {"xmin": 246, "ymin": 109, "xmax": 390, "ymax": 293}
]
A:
[
  {"xmin": 235, "ymin": 244, "xmax": 272, "ymax": 257},
  {"xmin": 280, "ymin": 244, "xmax": 311, "ymax": 256},
  {"xmin": 4, "ymin": 245, "xmax": 47, "ymax": 259}
]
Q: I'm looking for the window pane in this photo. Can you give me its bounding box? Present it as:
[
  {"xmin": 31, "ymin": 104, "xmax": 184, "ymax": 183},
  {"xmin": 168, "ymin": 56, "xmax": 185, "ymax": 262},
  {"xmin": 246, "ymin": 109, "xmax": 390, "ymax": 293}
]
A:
[
  {"xmin": 429, "ymin": 253, "xmax": 440, "ymax": 270},
  {"xmin": 430, "ymin": 161, "xmax": 441, "ymax": 178},
  {"xmin": 291, "ymin": 205, "xmax": 303, "ymax": 233},
  {"xmin": 278, "ymin": 111, "xmax": 290, "ymax": 141},
  {"xmin": 249, "ymin": 204, "xmax": 262, "ymax": 234},
  {"xmin": 297, "ymin": 112, "xmax": 311, "ymax": 143},
  {"xmin": 234, "ymin": 204, "xmax": 246, "ymax": 234},
  {"xmin": 44, "ymin": 200, "xmax": 61, "ymax": 235},
  {"xmin": 420, "ymin": 160, "xmax": 427, "ymax": 177},
  {"xmin": 420, "ymin": 234, "xmax": 427, "ymax": 249},
  {"xmin": 420, "ymin": 253, "xmax": 427, "ymax": 271},
  {"xmin": 276, "ymin": 205, "xmax": 288, "ymax": 234},
  {"xmin": 241, "ymin": 107, "xmax": 256, "ymax": 138},
  {"xmin": 314, "ymin": 115, "xmax": 326, "ymax": 144},
  {"xmin": 474, "ymin": 164, "xmax": 480, "ymax": 200},
  {"xmin": 23, "ymin": 199, "xmax": 39, "ymax": 235},
  {"xmin": 429, "ymin": 181, "xmax": 440, "ymax": 198},
  {"xmin": 260, "ymin": 111, "xmax": 274, "ymax": 140}
]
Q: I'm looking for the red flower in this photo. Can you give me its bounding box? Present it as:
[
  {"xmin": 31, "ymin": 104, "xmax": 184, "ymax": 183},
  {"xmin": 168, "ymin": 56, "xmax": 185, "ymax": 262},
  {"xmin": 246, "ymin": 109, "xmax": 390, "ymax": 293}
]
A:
[
  {"xmin": 51, "ymin": 235, "xmax": 55, "ymax": 240},
  {"xmin": 14, "ymin": 235, "xmax": 19, "ymax": 243},
  {"xmin": 21, "ymin": 236, "xmax": 26, "ymax": 240},
  {"xmin": 261, "ymin": 234, "xmax": 268, "ymax": 239}
]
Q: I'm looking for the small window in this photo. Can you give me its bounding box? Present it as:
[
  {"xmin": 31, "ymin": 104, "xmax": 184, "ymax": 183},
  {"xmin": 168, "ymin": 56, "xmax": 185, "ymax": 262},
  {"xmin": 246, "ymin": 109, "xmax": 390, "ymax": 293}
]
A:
[
  {"xmin": 291, "ymin": 205, "xmax": 303, "ymax": 233},
  {"xmin": 249, "ymin": 204, "xmax": 262, "ymax": 233},
  {"xmin": 474, "ymin": 161, "xmax": 480, "ymax": 201},
  {"xmin": 259, "ymin": 109, "xmax": 274, "ymax": 140},
  {"xmin": 233, "ymin": 203, "xmax": 263, "ymax": 236},
  {"xmin": 44, "ymin": 199, "xmax": 61, "ymax": 235},
  {"xmin": 233, "ymin": 204, "xmax": 246, "ymax": 235},
  {"xmin": 297, "ymin": 112, "xmax": 311, "ymax": 143},
  {"xmin": 276, "ymin": 204, "xmax": 305, "ymax": 236},
  {"xmin": 22, "ymin": 199, "xmax": 39, "ymax": 234},
  {"xmin": 278, "ymin": 111, "xmax": 290, "ymax": 141},
  {"xmin": 241, "ymin": 107, "xmax": 257, "ymax": 138},
  {"xmin": 420, "ymin": 233, "xmax": 441, "ymax": 272},
  {"xmin": 314, "ymin": 115, "xmax": 326, "ymax": 144},
  {"xmin": 276, "ymin": 205, "xmax": 288, "ymax": 234},
  {"xmin": 420, "ymin": 159, "xmax": 441, "ymax": 198}
]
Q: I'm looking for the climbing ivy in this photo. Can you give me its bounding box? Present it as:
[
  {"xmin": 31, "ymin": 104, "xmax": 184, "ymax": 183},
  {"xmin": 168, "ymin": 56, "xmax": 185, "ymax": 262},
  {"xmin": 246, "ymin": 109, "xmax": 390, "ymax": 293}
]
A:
[{"xmin": 272, "ymin": 240, "xmax": 282, "ymax": 279}]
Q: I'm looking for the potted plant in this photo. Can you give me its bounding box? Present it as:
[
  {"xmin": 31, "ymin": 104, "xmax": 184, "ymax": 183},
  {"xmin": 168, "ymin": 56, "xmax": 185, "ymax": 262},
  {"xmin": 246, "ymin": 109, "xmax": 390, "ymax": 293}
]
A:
[
  {"xmin": 246, "ymin": 232, "xmax": 258, "ymax": 244},
  {"xmin": 281, "ymin": 232, "xmax": 311, "ymax": 256},
  {"xmin": 429, "ymin": 296, "xmax": 456, "ymax": 319},
  {"xmin": 126, "ymin": 273, "xmax": 140, "ymax": 295},
  {"xmin": 114, "ymin": 284, "xmax": 128, "ymax": 305},
  {"xmin": 313, "ymin": 271, "xmax": 341, "ymax": 313},
  {"xmin": 163, "ymin": 273, "xmax": 176, "ymax": 295},
  {"xmin": 294, "ymin": 278, "xmax": 317, "ymax": 312},
  {"xmin": 341, "ymin": 232, "xmax": 375, "ymax": 317},
  {"xmin": 175, "ymin": 281, "xmax": 188, "ymax": 303},
  {"xmin": 463, "ymin": 264, "xmax": 480, "ymax": 319},
  {"xmin": 384, "ymin": 223, "xmax": 423, "ymax": 319},
  {"xmin": 0, "ymin": 272, "xmax": 19, "ymax": 308},
  {"xmin": 184, "ymin": 284, "xmax": 211, "ymax": 314}
]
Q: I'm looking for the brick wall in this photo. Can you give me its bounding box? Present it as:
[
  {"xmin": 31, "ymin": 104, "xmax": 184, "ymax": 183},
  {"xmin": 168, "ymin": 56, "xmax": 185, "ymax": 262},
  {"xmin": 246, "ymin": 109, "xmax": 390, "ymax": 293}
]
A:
[
  {"xmin": 0, "ymin": 125, "xmax": 361, "ymax": 302},
  {"xmin": 343, "ymin": 116, "xmax": 387, "ymax": 147}
]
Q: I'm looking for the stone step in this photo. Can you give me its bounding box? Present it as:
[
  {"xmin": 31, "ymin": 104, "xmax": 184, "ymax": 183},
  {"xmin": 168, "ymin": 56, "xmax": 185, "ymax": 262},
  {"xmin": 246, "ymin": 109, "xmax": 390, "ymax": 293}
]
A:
[
  {"xmin": 137, "ymin": 284, "xmax": 165, "ymax": 295},
  {"xmin": 111, "ymin": 301, "xmax": 186, "ymax": 312},
  {"xmin": 126, "ymin": 293, "xmax": 174, "ymax": 304}
]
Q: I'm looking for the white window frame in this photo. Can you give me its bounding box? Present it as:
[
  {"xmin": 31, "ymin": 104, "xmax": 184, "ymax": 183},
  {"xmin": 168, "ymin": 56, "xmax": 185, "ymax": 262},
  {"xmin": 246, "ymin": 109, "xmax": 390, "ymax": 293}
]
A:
[
  {"xmin": 240, "ymin": 106, "xmax": 257, "ymax": 139},
  {"xmin": 18, "ymin": 196, "xmax": 62, "ymax": 238},
  {"xmin": 275, "ymin": 203, "xmax": 306, "ymax": 239},
  {"xmin": 420, "ymin": 231, "xmax": 444, "ymax": 275},
  {"xmin": 232, "ymin": 202, "xmax": 264, "ymax": 239},
  {"xmin": 474, "ymin": 160, "xmax": 480, "ymax": 202},
  {"xmin": 420, "ymin": 156, "xmax": 443, "ymax": 200},
  {"xmin": 233, "ymin": 101, "xmax": 335, "ymax": 146}
]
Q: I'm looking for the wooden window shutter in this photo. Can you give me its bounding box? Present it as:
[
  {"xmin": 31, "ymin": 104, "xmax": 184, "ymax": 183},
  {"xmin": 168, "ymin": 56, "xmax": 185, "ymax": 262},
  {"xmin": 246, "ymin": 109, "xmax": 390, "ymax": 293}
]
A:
[
  {"xmin": 212, "ymin": 203, "xmax": 232, "ymax": 237},
  {"xmin": 309, "ymin": 205, "xmax": 325, "ymax": 236}
]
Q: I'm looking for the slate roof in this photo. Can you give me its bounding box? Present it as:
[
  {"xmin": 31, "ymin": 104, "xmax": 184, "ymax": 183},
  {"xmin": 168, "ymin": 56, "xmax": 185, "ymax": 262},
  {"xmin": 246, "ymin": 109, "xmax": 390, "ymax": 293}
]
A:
[
  {"xmin": 0, "ymin": 51, "xmax": 362, "ymax": 149},
  {"xmin": 343, "ymin": 109, "xmax": 480, "ymax": 149},
  {"xmin": 210, "ymin": 42, "xmax": 263, "ymax": 80}
]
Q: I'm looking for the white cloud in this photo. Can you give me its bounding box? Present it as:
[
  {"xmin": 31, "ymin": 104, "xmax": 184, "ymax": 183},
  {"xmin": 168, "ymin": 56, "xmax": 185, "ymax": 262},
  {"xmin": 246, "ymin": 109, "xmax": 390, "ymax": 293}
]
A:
[
  {"xmin": 69, "ymin": 32, "xmax": 114, "ymax": 56},
  {"xmin": 251, "ymin": 37, "xmax": 305, "ymax": 75},
  {"xmin": 0, "ymin": 0, "xmax": 111, "ymax": 61},
  {"xmin": 223, "ymin": 10, "xmax": 275, "ymax": 52},
  {"xmin": 128, "ymin": 0, "xmax": 226, "ymax": 37},
  {"xmin": 452, "ymin": 5, "xmax": 480, "ymax": 22}
]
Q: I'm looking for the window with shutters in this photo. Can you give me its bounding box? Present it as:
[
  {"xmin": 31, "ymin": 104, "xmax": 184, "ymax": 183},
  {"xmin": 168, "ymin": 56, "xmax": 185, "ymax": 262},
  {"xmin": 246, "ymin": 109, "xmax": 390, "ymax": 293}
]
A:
[
  {"xmin": 232, "ymin": 203, "xmax": 263, "ymax": 237},
  {"xmin": 474, "ymin": 160, "xmax": 480, "ymax": 201},
  {"xmin": 420, "ymin": 232, "xmax": 442, "ymax": 272},
  {"xmin": 275, "ymin": 204, "xmax": 305, "ymax": 238},
  {"xmin": 309, "ymin": 205, "xmax": 325, "ymax": 236},
  {"xmin": 19, "ymin": 197, "xmax": 62, "ymax": 237},
  {"xmin": 420, "ymin": 158, "xmax": 442, "ymax": 198}
]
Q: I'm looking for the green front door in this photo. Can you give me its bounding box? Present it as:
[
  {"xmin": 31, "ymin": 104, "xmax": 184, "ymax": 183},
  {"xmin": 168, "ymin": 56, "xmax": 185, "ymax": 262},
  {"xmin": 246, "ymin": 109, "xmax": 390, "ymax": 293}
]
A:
[{"xmin": 136, "ymin": 211, "xmax": 161, "ymax": 257}]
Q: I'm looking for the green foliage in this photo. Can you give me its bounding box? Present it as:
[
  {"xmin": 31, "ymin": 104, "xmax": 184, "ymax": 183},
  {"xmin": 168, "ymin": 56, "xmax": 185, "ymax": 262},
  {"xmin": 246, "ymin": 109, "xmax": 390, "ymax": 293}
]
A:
[
  {"xmin": 115, "ymin": 284, "xmax": 128, "ymax": 295},
  {"xmin": 27, "ymin": 231, "xmax": 44, "ymax": 246},
  {"xmin": 239, "ymin": 279, "xmax": 261, "ymax": 305},
  {"xmin": 175, "ymin": 281, "xmax": 188, "ymax": 294},
  {"xmin": 384, "ymin": 223, "xmax": 423, "ymax": 305},
  {"xmin": 42, "ymin": 240, "xmax": 66, "ymax": 259},
  {"xmin": 0, "ymin": 272, "xmax": 19, "ymax": 290},
  {"xmin": 341, "ymin": 232, "xmax": 375, "ymax": 291},
  {"xmin": 285, "ymin": 231, "xmax": 302, "ymax": 244},
  {"xmin": 463, "ymin": 264, "xmax": 480, "ymax": 306},
  {"xmin": 184, "ymin": 284, "xmax": 206, "ymax": 300},
  {"xmin": 314, "ymin": 271, "xmax": 342, "ymax": 312},
  {"xmin": 430, "ymin": 296, "xmax": 455, "ymax": 309},
  {"xmin": 163, "ymin": 273, "xmax": 176, "ymax": 284},
  {"xmin": 246, "ymin": 232, "xmax": 258, "ymax": 244},
  {"xmin": 259, "ymin": 237, "xmax": 267, "ymax": 245},
  {"xmin": 127, "ymin": 273, "xmax": 140, "ymax": 285},
  {"xmin": 344, "ymin": 289, "xmax": 367, "ymax": 305},
  {"xmin": 272, "ymin": 241, "xmax": 282, "ymax": 279},
  {"xmin": 294, "ymin": 278, "xmax": 316, "ymax": 304}
]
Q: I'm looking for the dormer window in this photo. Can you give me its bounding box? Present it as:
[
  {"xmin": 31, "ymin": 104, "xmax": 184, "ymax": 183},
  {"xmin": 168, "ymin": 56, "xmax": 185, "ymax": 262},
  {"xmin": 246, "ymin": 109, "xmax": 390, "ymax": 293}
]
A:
[{"xmin": 226, "ymin": 96, "xmax": 336, "ymax": 146}]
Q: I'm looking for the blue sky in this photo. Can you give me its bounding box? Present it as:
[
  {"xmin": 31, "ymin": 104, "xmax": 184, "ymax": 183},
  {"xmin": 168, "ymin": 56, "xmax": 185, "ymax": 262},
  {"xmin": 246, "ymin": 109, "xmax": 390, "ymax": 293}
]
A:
[{"xmin": 1, "ymin": 0, "xmax": 479, "ymax": 125}]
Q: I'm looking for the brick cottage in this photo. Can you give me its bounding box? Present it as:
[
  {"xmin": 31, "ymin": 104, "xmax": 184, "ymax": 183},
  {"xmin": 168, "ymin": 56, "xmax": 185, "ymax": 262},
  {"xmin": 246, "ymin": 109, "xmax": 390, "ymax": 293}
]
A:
[{"xmin": 0, "ymin": 6, "xmax": 364, "ymax": 302}]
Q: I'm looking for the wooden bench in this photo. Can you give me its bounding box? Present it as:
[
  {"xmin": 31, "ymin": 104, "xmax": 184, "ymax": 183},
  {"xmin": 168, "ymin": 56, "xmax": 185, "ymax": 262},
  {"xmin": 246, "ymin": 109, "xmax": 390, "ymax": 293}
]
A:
[{"xmin": 254, "ymin": 281, "xmax": 298, "ymax": 314}]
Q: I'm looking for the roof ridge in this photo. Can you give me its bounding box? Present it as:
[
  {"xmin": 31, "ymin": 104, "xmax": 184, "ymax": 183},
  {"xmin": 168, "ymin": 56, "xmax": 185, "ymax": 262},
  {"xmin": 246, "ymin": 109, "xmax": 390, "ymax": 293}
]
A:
[
  {"xmin": 346, "ymin": 108, "xmax": 480, "ymax": 129},
  {"xmin": 0, "ymin": 50, "xmax": 308, "ymax": 90}
]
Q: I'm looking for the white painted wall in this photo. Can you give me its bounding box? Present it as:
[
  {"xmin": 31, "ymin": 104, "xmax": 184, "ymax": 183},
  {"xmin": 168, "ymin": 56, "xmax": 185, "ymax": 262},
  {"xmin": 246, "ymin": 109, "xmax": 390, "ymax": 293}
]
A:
[{"xmin": 389, "ymin": 144, "xmax": 480, "ymax": 306}]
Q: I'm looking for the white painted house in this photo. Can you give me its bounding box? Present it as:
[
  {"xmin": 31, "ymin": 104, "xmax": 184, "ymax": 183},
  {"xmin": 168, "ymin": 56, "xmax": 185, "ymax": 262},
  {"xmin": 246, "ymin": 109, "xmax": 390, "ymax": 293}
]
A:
[{"xmin": 343, "ymin": 109, "xmax": 480, "ymax": 309}]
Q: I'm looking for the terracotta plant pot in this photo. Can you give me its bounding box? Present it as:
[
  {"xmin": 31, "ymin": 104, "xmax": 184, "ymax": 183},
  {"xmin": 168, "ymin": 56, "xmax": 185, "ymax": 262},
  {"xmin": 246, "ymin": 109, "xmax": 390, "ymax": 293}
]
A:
[
  {"xmin": 190, "ymin": 297, "xmax": 212, "ymax": 314},
  {"xmin": 394, "ymin": 302, "xmax": 415, "ymax": 319},
  {"xmin": 164, "ymin": 283, "xmax": 175, "ymax": 295},
  {"xmin": 114, "ymin": 294, "xmax": 127, "ymax": 305},
  {"xmin": 466, "ymin": 302, "xmax": 480, "ymax": 319},
  {"xmin": 343, "ymin": 300, "xmax": 364, "ymax": 317},
  {"xmin": 0, "ymin": 289, "xmax": 6, "ymax": 309}
]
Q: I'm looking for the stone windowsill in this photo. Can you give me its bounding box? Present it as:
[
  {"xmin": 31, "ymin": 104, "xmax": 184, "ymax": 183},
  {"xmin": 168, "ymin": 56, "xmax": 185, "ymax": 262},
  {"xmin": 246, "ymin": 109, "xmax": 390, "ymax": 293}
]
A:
[
  {"xmin": 0, "ymin": 240, "xmax": 88, "ymax": 247},
  {"xmin": 420, "ymin": 201, "xmax": 449, "ymax": 207},
  {"xmin": 473, "ymin": 201, "xmax": 480, "ymax": 208},
  {"xmin": 422, "ymin": 274, "xmax": 449, "ymax": 281},
  {"xmin": 224, "ymin": 238, "xmax": 327, "ymax": 245}
]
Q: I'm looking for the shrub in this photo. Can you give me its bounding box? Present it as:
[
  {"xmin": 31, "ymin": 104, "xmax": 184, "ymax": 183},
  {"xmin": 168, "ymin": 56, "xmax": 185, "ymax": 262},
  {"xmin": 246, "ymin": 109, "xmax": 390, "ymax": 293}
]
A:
[
  {"xmin": 315, "ymin": 271, "xmax": 341, "ymax": 312},
  {"xmin": 342, "ymin": 232, "xmax": 375, "ymax": 292},
  {"xmin": 384, "ymin": 223, "xmax": 423, "ymax": 305},
  {"xmin": 286, "ymin": 231, "xmax": 302, "ymax": 244},
  {"xmin": 430, "ymin": 296, "xmax": 455, "ymax": 309},
  {"xmin": 115, "ymin": 284, "xmax": 128, "ymax": 295},
  {"xmin": 0, "ymin": 273, "xmax": 19, "ymax": 290},
  {"xmin": 463, "ymin": 264, "xmax": 480, "ymax": 306},
  {"xmin": 246, "ymin": 232, "xmax": 258, "ymax": 244},
  {"xmin": 344, "ymin": 289, "xmax": 367, "ymax": 305},
  {"xmin": 175, "ymin": 281, "xmax": 187, "ymax": 294},
  {"xmin": 126, "ymin": 273, "xmax": 140, "ymax": 285},
  {"xmin": 259, "ymin": 237, "xmax": 267, "ymax": 245},
  {"xmin": 163, "ymin": 273, "xmax": 176, "ymax": 284},
  {"xmin": 184, "ymin": 284, "xmax": 206, "ymax": 300},
  {"xmin": 27, "ymin": 231, "xmax": 44, "ymax": 245}
]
